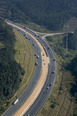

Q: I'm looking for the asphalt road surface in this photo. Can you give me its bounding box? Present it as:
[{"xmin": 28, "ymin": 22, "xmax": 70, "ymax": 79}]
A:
[{"xmin": 2, "ymin": 21, "xmax": 57, "ymax": 116}]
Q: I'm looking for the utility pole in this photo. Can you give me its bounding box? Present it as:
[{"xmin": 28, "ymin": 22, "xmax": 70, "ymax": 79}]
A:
[{"xmin": 65, "ymin": 25, "xmax": 69, "ymax": 55}]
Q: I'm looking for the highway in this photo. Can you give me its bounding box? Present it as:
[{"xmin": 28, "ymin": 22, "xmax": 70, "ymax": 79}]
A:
[
  {"xmin": 2, "ymin": 21, "xmax": 57, "ymax": 116},
  {"xmin": 25, "ymin": 33, "xmax": 56, "ymax": 116}
]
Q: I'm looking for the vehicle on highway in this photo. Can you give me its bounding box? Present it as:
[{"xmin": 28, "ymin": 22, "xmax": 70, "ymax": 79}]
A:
[
  {"xmin": 23, "ymin": 26, "xmax": 26, "ymax": 29},
  {"xmin": 49, "ymin": 83, "xmax": 52, "ymax": 86},
  {"xmin": 48, "ymin": 47, "xmax": 50, "ymax": 50},
  {"xmin": 53, "ymin": 58, "xmax": 55, "ymax": 61},
  {"xmin": 12, "ymin": 99, "xmax": 19, "ymax": 105},
  {"xmin": 35, "ymin": 34, "xmax": 39, "ymax": 37},
  {"xmin": 32, "ymin": 44, "xmax": 34, "ymax": 46},
  {"xmin": 34, "ymin": 53, "xmax": 36, "ymax": 56},
  {"xmin": 34, "ymin": 53, "xmax": 39, "ymax": 58},
  {"xmin": 35, "ymin": 62, "xmax": 38, "ymax": 66},
  {"xmin": 37, "ymin": 55, "xmax": 39, "ymax": 58},
  {"xmin": 52, "ymin": 71, "xmax": 55, "ymax": 74},
  {"xmin": 46, "ymin": 86, "xmax": 49, "ymax": 89}
]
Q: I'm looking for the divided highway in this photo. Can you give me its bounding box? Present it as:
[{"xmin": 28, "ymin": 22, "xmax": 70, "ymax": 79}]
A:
[{"xmin": 2, "ymin": 21, "xmax": 57, "ymax": 116}]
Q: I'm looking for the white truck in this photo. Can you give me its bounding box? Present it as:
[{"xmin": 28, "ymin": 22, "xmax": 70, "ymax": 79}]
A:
[{"xmin": 13, "ymin": 99, "xmax": 19, "ymax": 105}]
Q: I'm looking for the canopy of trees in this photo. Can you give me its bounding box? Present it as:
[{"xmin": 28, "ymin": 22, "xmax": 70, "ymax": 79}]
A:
[
  {"xmin": 0, "ymin": 0, "xmax": 77, "ymax": 30},
  {"xmin": 66, "ymin": 56, "xmax": 77, "ymax": 98}
]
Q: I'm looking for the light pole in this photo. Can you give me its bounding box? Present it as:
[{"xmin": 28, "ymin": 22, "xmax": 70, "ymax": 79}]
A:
[{"xmin": 65, "ymin": 25, "xmax": 69, "ymax": 55}]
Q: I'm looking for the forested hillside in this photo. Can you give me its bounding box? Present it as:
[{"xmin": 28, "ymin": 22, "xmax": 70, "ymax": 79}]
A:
[
  {"xmin": 0, "ymin": 18, "xmax": 24, "ymax": 107},
  {"xmin": 66, "ymin": 55, "xmax": 77, "ymax": 96},
  {"xmin": 0, "ymin": 0, "xmax": 77, "ymax": 30}
]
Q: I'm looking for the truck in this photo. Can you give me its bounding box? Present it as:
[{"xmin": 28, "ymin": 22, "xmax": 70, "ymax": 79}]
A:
[{"xmin": 13, "ymin": 99, "xmax": 19, "ymax": 105}]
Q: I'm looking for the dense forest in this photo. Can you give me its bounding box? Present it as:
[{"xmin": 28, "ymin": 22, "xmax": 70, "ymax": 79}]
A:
[
  {"xmin": 0, "ymin": 18, "xmax": 24, "ymax": 106},
  {"xmin": 0, "ymin": 0, "xmax": 77, "ymax": 30},
  {"xmin": 66, "ymin": 56, "xmax": 77, "ymax": 98}
]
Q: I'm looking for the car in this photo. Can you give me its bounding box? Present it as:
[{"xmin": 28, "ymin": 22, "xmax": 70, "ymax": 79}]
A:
[
  {"xmin": 48, "ymin": 47, "xmax": 50, "ymax": 49},
  {"xmin": 49, "ymin": 83, "xmax": 52, "ymax": 86},
  {"xmin": 52, "ymin": 71, "xmax": 55, "ymax": 74},
  {"xmin": 35, "ymin": 62, "xmax": 38, "ymax": 66},
  {"xmin": 37, "ymin": 55, "xmax": 39, "ymax": 58},
  {"xmin": 46, "ymin": 86, "xmax": 49, "ymax": 89},
  {"xmin": 53, "ymin": 59, "xmax": 55, "ymax": 61},
  {"xmin": 32, "ymin": 44, "xmax": 34, "ymax": 46},
  {"xmin": 35, "ymin": 34, "xmax": 39, "ymax": 37},
  {"xmin": 34, "ymin": 53, "xmax": 36, "ymax": 56}
]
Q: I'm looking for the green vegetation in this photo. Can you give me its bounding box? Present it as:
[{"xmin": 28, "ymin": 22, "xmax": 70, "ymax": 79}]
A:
[
  {"xmin": 0, "ymin": 19, "xmax": 35, "ymax": 115},
  {"xmin": 22, "ymin": 21, "xmax": 50, "ymax": 33},
  {"xmin": 38, "ymin": 33, "xmax": 77, "ymax": 116},
  {"xmin": 13, "ymin": 29, "xmax": 35, "ymax": 96},
  {"xmin": 0, "ymin": 0, "xmax": 77, "ymax": 31},
  {"xmin": 0, "ymin": 18, "xmax": 24, "ymax": 114},
  {"xmin": 63, "ymin": 29, "xmax": 77, "ymax": 50}
]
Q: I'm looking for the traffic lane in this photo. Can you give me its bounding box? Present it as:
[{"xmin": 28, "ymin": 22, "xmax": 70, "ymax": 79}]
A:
[
  {"xmin": 25, "ymin": 64, "xmax": 56, "ymax": 116},
  {"xmin": 13, "ymin": 27, "xmax": 41, "ymax": 55},
  {"xmin": 10, "ymin": 22, "xmax": 36, "ymax": 37},
  {"xmin": 34, "ymin": 37, "xmax": 55, "ymax": 60},
  {"xmin": 2, "ymin": 28, "xmax": 42, "ymax": 116},
  {"xmin": 38, "ymin": 38, "xmax": 55, "ymax": 59},
  {"xmin": 16, "ymin": 24, "xmax": 57, "ymax": 116},
  {"xmin": 24, "ymin": 37, "xmax": 56, "ymax": 116},
  {"xmin": 13, "ymin": 24, "xmax": 54, "ymax": 60}
]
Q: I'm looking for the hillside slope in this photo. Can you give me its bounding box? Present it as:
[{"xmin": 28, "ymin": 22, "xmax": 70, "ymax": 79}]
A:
[
  {"xmin": 0, "ymin": 0, "xmax": 77, "ymax": 30},
  {"xmin": 0, "ymin": 19, "xmax": 24, "ymax": 107}
]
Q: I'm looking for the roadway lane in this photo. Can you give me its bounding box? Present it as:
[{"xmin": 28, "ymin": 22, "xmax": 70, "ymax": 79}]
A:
[
  {"xmin": 17, "ymin": 23, "xmax": 57, "ymax": 116},
  {"xmin": 23, "ymin": 29, "xmax": 57, "ymax": 116}
]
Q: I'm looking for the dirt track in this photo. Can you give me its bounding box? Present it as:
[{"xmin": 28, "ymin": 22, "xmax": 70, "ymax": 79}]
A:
[{"xmin": 7, "ymin": 22, "xmax": 48, "ymax": 116}]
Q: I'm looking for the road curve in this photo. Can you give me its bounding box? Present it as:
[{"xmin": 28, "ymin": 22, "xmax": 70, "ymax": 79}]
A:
[
  {"xmin": 2, "ymin": 21, "xmax": 48, "ymax": 116},
  {"xmin": 2, "ymin": 21, "xmax": 57, "ymax": 116}
]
